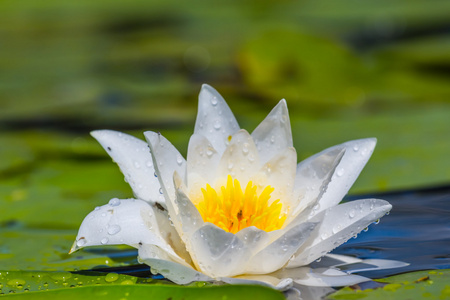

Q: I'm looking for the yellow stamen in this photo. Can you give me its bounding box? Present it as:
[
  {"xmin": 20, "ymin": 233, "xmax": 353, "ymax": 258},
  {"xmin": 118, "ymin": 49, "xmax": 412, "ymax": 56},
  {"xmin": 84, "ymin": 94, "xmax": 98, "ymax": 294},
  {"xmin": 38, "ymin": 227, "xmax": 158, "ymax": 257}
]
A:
[{"xmin": 195, "ymin": 175, "xmax": 287, "ymax": 234}]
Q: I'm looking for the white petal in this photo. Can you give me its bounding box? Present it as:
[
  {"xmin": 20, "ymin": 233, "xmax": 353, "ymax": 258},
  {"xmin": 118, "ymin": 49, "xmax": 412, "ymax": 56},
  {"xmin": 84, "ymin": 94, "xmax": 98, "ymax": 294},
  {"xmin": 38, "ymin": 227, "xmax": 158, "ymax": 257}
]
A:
[
  {"xmin": 144, "ymin": 131, "xmax": 187, "ymax": 201},
  {"xmin": 244, "ymin": 222, "xmax": 316, "ymax": 274},
  {"xmin": 287, "ymin": 199, "xmax": 392, "ymax": 267},
  {"xmin": 90, "ymin": 130, "xmax": 163, "ymax": 203},
  {"xmin": 235, "ymin": 226, "xmax": 270, "ymax": 255},
  {"xmin": 173, "ymin": 173, "xmax": 204, "ymax": 241},
  {"xmin": 139, "ymin": 245, "xmax": 212, "ymax": 284},
  {"xmin": 314, "ymin": 138, "xmax": 377, "ymax": 213},
  {"xmin": 309, "ymin": 253, "xmax": 362, "ymax": 269},
  {"xmin": 194, "ymin": 84, "xmax": 240, "ymax": 155},
  {"xmin": 70, "ymin": 198, "xmax": 185, "ymax": 265},
  {"xmin": 190, "ymin": 224, "xmax": 251, "ymax": 277},
  {"xmin": 217, "ymin": 129, "xmax": 260, "ymax": 184},
  {"xmin": 252, "ymin": 100, "xmax": 293, "ymax": 165},
  {"xmin": 220, "ymin": 275, "xmax": 292, "ymax": 291},
  {"xmin": 274, "ymin": 267, "xmax": 370, "ymax": 287},
  {"xmin": 186, "ymin": 134, "xmax": 221, "ymax": 189},
  {"xmin": 252, "ymin": 147, "xmax": 297, "ymax": 207},
  {"xmin": 291, "ymin": 146, "xmax": 345, "ymax": 218}
]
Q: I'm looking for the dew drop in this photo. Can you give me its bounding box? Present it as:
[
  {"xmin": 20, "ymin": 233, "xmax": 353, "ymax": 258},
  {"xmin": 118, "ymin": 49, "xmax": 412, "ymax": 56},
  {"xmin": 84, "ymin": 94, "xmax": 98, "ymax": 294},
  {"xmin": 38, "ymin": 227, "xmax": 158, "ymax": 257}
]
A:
[
  {"xmin": 159, "ymin": 188, "xmax": 163, "ymax": 194},
  {"xmin": 108, "ymin": 198, "xmax": 120, "ymax": 206},
  {"xmin": 94, "ymin": 207, "xmax": 100, "ymax": 211},
  {"xmin": 206, "ymin": 148, "xmax": 213, "ymax": 157},
  {"xmin": 176, "ymin": 155, "xmax": 183, "ymax": 165},
  {"xmin": 363, "ymin": 227, "xmax": 369, "ymax": 232},
  {"xmin": 321, "ymin": 233, "xmax": 328, "ymax": 240},
  {"xmin": 213, "ymin": 120, "xmax": 221, "ymax": 130},
  {"xmin": 374, "ymin": 219, "xmax": 380, "ymax": 225},
  {"xmin": 134, "ymin": 161, "xmax": 141, "ymax": 169},
  {"xmin": 270, "ymin": 135, "xmax": 275, "ymax": 143},
  {"xmin": 107, "ymin": 225, "xmax": 121, "ymax": 235},
  {"xmin": 336, "ymin": 168, "xmax": 345, "ymax": 177},
  {"xmin": 146, "ymin": 160, "xmax": 153, "ymax": 168},
  {"xmin": 349, "ymin": 209, "xmax": 356, "ymax": 218},
  {"xmin": 210, "ymin": 96, "xmax": 218, "ymax": 106},
  {"xmin": 101, "ymin": 238, "xmax": 109, "ymax": 245},
  {"xmin": 353, "ymin": 145, "xmax": 359, "ymax": 152},
  {"xmin": 154, "ymin": 172, "xmax": 158, "ymax": 177},
  {"xmin": 76, "ymin": 238, "xmax": 86, "ymax": 247},
  {"xmin": 105, "ymin": 273, "xmax": 119, "ymax": 283}
]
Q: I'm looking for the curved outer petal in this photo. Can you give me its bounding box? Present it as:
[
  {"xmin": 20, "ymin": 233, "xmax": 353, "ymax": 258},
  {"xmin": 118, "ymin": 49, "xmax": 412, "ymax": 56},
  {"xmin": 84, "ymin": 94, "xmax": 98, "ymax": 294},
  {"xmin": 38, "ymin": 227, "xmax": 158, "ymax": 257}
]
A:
[
  {"xmin": 235, "ymin": 226, "xmax": 270, "ymax": 255},
  {"xmin": 190, "ymin": 224, "xmax": 251, "ymax": 277},
  {"xmin": 312, "ymin": 138, "xmax": 377, "ymax": 213},
  {"xmin": 244, "ymin": 221, "xmax": 316, "ymax": 274},
  {"xmin": 251, "ymin": 99, "xmax": 293, "ymax": 165},
  {"xmin": 144, "ymin": 131, "xmax": 187, "ymax": 202},
  {"xmin": 139, "ymin": 244, "xmax": 212, "ymax": 285},
  {"xmin": 217, "ymin": 129, "xmax": 260, "ymax": 184},
  {"xmin": 91, "ymin": 130, "xmax": 163, "ymax": 203},
  {"xmin": 70, "ymin": 198, "xmax": 188, "ymax": 266},
  {"xmin": 186, "ymin": 134, "xmax": 221, "ymax": 194},
  {"xmin": 287, "ymin": 199, "xmax": 392, "ymax": 267},
  {"xmin": 220, "ymin": 275, "xmax": 293, "ymax": 291},
  {"xmin": 194, "ymin": 84, "xmax": 240, "ymax": 156},
  {"xmin": 291, "ymin": 146, "xmax": 345, "ymax": 219}
]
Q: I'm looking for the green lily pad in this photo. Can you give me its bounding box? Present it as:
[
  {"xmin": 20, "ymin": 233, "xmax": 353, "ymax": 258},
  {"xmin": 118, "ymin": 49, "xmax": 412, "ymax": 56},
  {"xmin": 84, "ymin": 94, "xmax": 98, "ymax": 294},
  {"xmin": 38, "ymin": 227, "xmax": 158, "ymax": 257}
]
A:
[
  {"xmin": 328, "ymin": 269, "xmax": 450, "ymax": 300},
  {"xmin": 0, "ymin": 271, "xmax": 284, "ymax": 300}
]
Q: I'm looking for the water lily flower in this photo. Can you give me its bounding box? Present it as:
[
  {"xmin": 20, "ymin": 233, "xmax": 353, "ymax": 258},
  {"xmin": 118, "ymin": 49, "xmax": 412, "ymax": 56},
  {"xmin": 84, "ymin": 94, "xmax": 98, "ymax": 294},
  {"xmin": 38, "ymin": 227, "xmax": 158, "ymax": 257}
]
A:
[{"xmin": 71, "ymin": 84, "xmax": 396, "ymax": 291}]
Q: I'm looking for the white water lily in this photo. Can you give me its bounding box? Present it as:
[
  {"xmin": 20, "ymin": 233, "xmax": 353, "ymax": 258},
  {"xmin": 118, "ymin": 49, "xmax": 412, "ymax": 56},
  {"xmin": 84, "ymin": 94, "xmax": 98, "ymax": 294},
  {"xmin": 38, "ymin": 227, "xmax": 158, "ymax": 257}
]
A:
[{"xmin": 71, "ymin": 84, "xmax": 400, "ymax": 291}]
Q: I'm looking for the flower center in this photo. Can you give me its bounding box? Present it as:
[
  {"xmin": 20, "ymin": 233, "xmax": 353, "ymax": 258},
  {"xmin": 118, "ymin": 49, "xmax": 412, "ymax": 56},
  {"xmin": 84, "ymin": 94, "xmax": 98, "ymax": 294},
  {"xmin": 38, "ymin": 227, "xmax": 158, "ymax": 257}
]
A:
[{"xmin": 195, "ymin": 175, "xmax": 287, "ymax": 234}]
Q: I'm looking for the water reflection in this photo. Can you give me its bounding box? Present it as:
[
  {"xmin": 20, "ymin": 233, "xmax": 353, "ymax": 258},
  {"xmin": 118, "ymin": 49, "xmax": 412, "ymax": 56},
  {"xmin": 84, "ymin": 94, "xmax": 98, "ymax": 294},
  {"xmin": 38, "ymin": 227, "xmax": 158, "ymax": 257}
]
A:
[{"xmin": 334, "ymin": 185, "xmax": 450, "ymax": 278}]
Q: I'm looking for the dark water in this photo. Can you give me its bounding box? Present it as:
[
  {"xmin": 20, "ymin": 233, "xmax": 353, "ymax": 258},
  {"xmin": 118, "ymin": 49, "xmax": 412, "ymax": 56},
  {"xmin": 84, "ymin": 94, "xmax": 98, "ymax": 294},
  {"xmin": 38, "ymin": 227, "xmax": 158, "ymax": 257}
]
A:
[
  {"xmin": 334, "ymin": 184, "xmax": 450, "ymax": 278},
  {"xmin": 86, "ymin": 185, "xmax": 450, "ymax": 280}
]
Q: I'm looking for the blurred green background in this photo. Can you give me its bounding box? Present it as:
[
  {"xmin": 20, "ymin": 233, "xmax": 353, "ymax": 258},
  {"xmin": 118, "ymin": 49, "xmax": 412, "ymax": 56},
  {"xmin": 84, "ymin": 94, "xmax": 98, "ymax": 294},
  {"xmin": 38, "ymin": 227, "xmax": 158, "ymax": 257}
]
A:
[{"xmin": 0, "ymin": 0, "xmax": 449, "ymax": 272}]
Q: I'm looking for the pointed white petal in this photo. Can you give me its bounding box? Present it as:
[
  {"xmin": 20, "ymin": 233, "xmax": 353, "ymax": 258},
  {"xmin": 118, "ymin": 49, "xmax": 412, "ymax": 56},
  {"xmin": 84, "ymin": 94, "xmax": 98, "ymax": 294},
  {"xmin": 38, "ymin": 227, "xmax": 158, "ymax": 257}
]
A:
[
  {"xmin": 291, "ymin": 146, "xmax": 345, "ymax": 218},
  {"xmin": 173, "ymin": 173, "xmax": 204, "ymax": 240},
  {"xmin": 190, "ymin": 224, "xmax": 251, "ymax": 277},
  {"xmin": 144, "ymin": 131, "xmax": 187, "ymax": 201},
  {"xmin": 186, "ymin": 134, "xmax": 221, "ymax": 188},
  {"xmin": 244, "ymin": 222, "xmax": 316, "ymax": 274},
  {"xmin": 71, "ymin": 199, "xmax": 184, "ymax": 264},
  {"xmin": 217, "ymin": 129, "xmax": 260, "ymax": 184},
  {"xmin": 90, "ymin": 130, "xmax": 163, "ymax": 203},
  {"xmin": 252, "ymin": 100, "xmax": 293, "ymax": 165},
  {"xmin": 274, "ymin": 267, "xmax": 370, "ymax": 287},
  {"xmin": 287, "ymin": 199, "xmax": 392, "ymax": 267},
  {"xmin": 252, "ymin": 147, "xmax": 297, "ymax": 208},
  {"xmin": 314, "ymin": 138, "xmax": 377, "ymax": 213},
  {"xmin": 194, "ymin": 84, "xmax": 239, "ymax": 155},
  {"xmin": 139, "ymin": 245, "xmax": 212, "ymax": 284}
]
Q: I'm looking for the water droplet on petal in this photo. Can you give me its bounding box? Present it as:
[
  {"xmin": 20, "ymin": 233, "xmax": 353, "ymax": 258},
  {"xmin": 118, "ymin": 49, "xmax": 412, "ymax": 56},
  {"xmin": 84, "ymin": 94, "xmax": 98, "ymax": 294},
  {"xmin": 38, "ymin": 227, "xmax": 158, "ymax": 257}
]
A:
[
  {"xmin": 336, "ymin": 168, "xmax": 344, "ymax": 177},
  {"xmin": 107, "ymin": 225, "xmax": 121, "ymax": 235},
  {"xmin": 101, "ymin": 238, "xmax": 109, "ymax": 244},
  {"xmin": 349, "ymin": 209, "xmax": 356, "ymax": 218},
  {"xmin": 374, "ymin": 219, "xmax": 380, "ymax": 225},
  {"xmin": 76, "ymin": 238, "xmax": 87, "ymax": 247},
  {"xmin": 176, "ymin": 155, "xmax": 183, "ymax": 165},
  {"xmin": 134, "ymin": 161, "xmax": 141, "ymax": 169},
  {"xmin": 210, "ymin": 96, "xmax": 218, "ymax": 106},
  {"xmin": 353, "ymin": 145, "xmax": 359, "ymax": 152},
  {"xmin": 154, "ymin": 172, "xmax": 158, "ymax": 177},
  {"xmin": 108, "ymin": 198, "xmax": 120, "ymax": 206},
  {"xmin": 213, "ymin": 120, "xmax": 221, "ymax": 130},
  {"xmin": 146, "ymin": 160, "xmax": 153, "ymax": 168}
]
